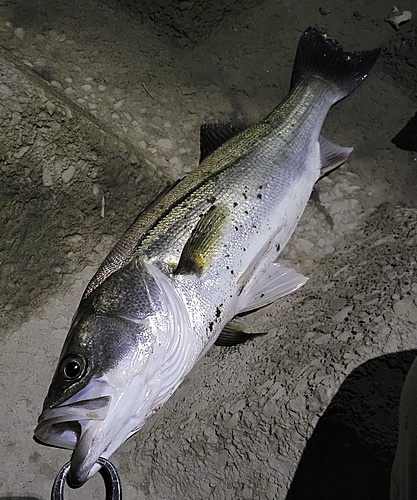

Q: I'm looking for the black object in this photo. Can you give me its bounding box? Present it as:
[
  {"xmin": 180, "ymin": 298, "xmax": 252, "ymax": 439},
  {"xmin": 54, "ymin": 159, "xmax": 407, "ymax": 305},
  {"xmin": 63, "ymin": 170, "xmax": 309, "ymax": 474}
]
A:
[{"xmin": 51, "ymin": 457, "xmax": 122, "ymax": 500}]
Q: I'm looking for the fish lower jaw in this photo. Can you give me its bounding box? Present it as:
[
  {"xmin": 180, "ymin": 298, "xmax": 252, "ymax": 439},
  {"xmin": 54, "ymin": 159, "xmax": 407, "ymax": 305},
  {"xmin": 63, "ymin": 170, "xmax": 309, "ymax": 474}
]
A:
[{"xmin": 34, "ymin": 419, "xmax": 82, "ymax": 450}]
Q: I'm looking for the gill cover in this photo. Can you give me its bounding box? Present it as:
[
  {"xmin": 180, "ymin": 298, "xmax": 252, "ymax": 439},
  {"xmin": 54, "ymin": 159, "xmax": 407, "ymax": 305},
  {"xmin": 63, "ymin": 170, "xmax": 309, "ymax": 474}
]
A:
[{"xmin": 35, "ymin": 259, "xmax": 195, "ymax": 485}]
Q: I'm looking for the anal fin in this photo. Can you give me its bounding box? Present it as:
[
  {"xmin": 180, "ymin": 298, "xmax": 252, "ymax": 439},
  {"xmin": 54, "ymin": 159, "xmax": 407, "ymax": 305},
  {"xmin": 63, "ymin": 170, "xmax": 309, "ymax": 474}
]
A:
[{"xmin": 239, "ymin": 262, "xmax": 308, "ymax": 314}]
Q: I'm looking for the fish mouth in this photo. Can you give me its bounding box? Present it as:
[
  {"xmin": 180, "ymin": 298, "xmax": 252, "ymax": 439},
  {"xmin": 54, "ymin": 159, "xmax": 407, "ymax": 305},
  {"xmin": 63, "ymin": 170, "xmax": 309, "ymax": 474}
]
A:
[
  {"xmin": 34, "ymin": 394, "xmax": 112, "ymax": 486},
  {"xmin": 34, "ymin": 396, "xmax": 111, "ymax": 449}
]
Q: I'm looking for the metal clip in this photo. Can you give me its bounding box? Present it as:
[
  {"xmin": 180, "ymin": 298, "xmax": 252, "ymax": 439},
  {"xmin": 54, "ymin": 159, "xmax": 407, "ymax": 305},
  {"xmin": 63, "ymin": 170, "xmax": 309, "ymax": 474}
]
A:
[{"xmin": 51, "ymin": 457, "xmax": 122, "ymax": 500}]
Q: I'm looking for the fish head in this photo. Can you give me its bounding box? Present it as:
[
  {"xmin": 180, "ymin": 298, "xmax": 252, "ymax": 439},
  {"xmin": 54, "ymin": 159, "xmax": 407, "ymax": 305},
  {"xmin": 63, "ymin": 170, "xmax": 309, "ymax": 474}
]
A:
[{"xmin": 34, "ymin": 260, "xmax": 193, "ymax": 487}]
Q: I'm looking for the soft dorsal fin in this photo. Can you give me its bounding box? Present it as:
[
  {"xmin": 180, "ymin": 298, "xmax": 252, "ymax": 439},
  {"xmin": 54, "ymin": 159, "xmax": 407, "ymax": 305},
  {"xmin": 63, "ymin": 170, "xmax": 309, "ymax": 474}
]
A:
[
  {"xmin": 199, "ymin": 123, "xmax": 247, "ymax": 163},
  {"xmin": 319, "ymin": 135, "xmax": 353, "ymax": 177},
  {"xmin": 175, "ymin": 205, "xmax": 228, "ymax": 276}
]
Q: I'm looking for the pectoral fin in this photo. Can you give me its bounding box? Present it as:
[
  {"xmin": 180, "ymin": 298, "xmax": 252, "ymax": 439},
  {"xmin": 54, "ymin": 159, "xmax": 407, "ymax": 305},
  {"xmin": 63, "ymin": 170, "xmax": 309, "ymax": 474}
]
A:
[
  {"xmin": 175, "ymin": 205, "xmax": 227, "ymax": 276},
  {"xmin": 239, "ymin": 262, "xmax": 308, "ymax": 314},
  {"xmin": 215, "ymin": 318, "xmax": 266, "ymax": 346}
]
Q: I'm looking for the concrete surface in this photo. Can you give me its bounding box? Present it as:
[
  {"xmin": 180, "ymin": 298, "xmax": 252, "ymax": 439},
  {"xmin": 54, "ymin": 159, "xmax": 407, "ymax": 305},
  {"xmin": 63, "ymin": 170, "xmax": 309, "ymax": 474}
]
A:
[{"xmin": 0, "ymin": 0, "xmax": 416, "ymax": 498}]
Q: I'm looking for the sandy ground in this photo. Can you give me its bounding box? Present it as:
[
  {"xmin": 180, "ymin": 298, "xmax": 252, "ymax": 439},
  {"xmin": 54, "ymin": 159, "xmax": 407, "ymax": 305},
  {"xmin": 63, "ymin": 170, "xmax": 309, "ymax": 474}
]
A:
[{"xmin": 0, "ymin": 0, "xmax": 416, "ymax": 498}]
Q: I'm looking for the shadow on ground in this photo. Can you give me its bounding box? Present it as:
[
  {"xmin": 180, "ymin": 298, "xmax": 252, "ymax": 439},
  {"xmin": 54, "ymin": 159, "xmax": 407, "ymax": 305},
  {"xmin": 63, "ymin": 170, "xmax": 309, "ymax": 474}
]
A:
[{"xmin": 286, "ymin": 349, "xmax": 417, "ymax": 500}]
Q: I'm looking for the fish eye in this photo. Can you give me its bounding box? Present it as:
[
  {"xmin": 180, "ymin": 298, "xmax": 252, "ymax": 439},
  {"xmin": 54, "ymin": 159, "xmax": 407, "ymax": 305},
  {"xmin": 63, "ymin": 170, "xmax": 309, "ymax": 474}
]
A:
[{"xmin": 59, "ymin": 354, "xmax": 87, "ymax": 382}]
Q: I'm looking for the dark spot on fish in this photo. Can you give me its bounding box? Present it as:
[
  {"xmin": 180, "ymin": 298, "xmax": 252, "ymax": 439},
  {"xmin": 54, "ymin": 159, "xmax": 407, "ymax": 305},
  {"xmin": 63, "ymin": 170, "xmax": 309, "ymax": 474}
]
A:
[
  {"xmin": 244, "ymin": 210, "xmax": 248, "ymax": 215},
  {"xmin": 216, "ymin": 306, "xmax": 222, "ymax": 318},
  {"xmin": 243, "ymin": 247, "xmax": 246, "ymax": 251},
  {"xmin": 257, "ymin": 193, "xmax": 262, "ymax": 199},
  {"xmin": 242, "ymin": 192, "xmax": 248, "ymax": 200},
  {"xmin": 259, "ymin": 185, "xmax": 263, "ymax": 189},
  {"xmin": 207, "ymin": 196, "xmax": 216, "ymax": 204},
  {"xmin": 231, "ymin": 270, "xmax": 234, "ymax": 275},
  {"xmin": 233, "ymin": 202, "xmax": 238, "ymax": 207},
  {"xmin": 260, "ymin": 293, "xmax": 265, "ymax": 298},
  {"xmin": 276, "ymin": 244, "xmax": 281, "ymax": 252},
  {"xmin": 226, "ymin": 265, "xmax": 229, "ymax": 270},
  {"xmin": 235, "ymin": 226, "xmax": 239, "ymax": 231},
  {"xmin": 209, "ymin": 322, "xmax": 214, "ymax": 332}
]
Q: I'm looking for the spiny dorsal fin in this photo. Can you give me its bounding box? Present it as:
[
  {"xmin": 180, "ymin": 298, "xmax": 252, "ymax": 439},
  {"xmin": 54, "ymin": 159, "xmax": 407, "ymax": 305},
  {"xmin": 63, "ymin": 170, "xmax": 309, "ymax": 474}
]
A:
[
  {"xmin": 175, "ymin": 205, "xmax": 228, "ymax": 276},
  {"xmin": 200, "ymin": 123, "xmax": 247, "ymax": 163},
  {"xmin": 319, "ymin": 135, "xmax": 353, "ymax": 177},
  {"xmin": 215, "ymin": 318, "xmax": 267, "ymax": 346}
]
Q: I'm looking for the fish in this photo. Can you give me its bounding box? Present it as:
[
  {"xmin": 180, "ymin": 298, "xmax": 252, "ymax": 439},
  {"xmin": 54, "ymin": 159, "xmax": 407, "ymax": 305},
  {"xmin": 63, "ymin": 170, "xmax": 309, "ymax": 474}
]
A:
[{"xmin": 34, "ymin": 27, "xmax": 380, "ymax": 487}]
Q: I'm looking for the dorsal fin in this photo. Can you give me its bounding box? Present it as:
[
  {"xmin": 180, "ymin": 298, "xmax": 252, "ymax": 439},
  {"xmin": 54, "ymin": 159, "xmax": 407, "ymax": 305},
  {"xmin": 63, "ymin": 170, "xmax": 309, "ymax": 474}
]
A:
[{"xmin": 199, "ymin": 123, "xmax": 247, "ymax": 163}]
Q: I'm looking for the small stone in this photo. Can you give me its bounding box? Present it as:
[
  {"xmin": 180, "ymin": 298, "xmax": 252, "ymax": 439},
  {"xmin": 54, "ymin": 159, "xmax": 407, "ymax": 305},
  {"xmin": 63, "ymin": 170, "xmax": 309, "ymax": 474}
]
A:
[
  {"xmin": 10, "ymin": 112, "xmax": 21, "ymax": 126},
  {"xmin": 98, "ymin": 84, "xmax": 106, "ymax": 92},
  {"xmin": 50, "ymin": 121, "xmax": 61, "ymax": 133},
  {"xmin": 15, "ymin": 146, "xmax": 29, "ymax": 159},
  {"xmin": 46, "ymin": 101, "xmax": 55, "ymax": 115},
  {"xmin": 297, "ymin": 237, "xmax": 314, "ymax": 253},
  {"xmin": 81, "ymin": 84, "xmax": 92, "ymax": 92},
  {"xmin": 62, "ymin": 164, "xmax": 76, "ymax": 183},
  {"xmin": 314, "ymin": 334, "xmax": 331, "ymax": 345},
  {"xmin": 288, "ymin": 394, "xmax": 306, "ymax": 412},
  {"xmin": 388, "ymin": 6, "xmax": 412, "ymax": 30},
  {"xmin": 319, "ymin": 6, "xmax": 331, "ymax": 15},
  {"xmin": 50, "ymin": 80, "xmax": 63, "ymax": 89},
  {"xmin": 0, "ymin": 83, "xmax": 13, "ymax": 99},
  {"xmin": 333, "ymin": 306, "xmax": 353, "ymax": 323},
  {"xmin": 393, "ymin": 298, "xmax": 417, "ymax": 322},
  {"xmin": 43, "ymin": 168, "xmax": 53, "ymax": 186},
  {"xmin": 157, "ymin": 138, "xmax": 173, "ymax": 150},
  {"xmin": 14, "ymin": 27, "xmax": 25, "ymax": 39},
  {"xmin": 113, "ymin": 100, "xmax": 124, "ymax": 110}
]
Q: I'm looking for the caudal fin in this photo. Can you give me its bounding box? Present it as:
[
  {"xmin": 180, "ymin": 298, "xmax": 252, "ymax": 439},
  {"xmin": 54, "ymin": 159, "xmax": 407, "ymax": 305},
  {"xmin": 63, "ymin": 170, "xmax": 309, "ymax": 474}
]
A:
[{"xmin": 291, "ymin": 27, "xmax": 381, "ymax": 101}]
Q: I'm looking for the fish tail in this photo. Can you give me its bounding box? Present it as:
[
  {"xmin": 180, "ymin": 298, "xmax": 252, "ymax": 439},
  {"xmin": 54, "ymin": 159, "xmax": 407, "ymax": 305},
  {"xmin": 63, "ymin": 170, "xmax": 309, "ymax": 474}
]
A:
[{"xmin": 291, "ymin": 27, "xmax": 381, "ymax": 101}]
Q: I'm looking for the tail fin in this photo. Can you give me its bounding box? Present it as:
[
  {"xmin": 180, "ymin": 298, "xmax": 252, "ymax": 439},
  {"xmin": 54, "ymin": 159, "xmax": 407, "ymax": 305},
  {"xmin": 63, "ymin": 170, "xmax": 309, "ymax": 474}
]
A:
[{"xmin": 291, "ymin": 27, "xmax": 381, "ymax": 100}]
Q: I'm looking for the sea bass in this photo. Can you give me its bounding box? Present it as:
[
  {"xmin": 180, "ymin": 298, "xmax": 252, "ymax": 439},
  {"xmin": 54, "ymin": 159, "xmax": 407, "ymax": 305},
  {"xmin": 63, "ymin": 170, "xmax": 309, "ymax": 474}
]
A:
[{"xmin": 34, "ymin": 27, "xmax": 380, "ymax": 486}]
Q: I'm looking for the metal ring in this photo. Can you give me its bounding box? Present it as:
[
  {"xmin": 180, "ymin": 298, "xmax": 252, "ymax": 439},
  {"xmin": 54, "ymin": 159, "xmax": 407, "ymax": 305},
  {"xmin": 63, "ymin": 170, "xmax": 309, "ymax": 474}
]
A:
[{"xmin": 51, "ymin": 457, "xmax": 122, "ymax": 500}]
